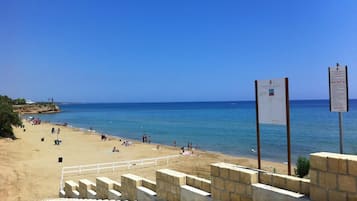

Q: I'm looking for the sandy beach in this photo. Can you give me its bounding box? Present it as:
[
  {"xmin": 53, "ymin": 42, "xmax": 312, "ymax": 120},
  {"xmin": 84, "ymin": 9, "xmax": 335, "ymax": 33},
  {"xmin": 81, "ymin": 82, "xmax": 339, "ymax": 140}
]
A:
[{"xmin": 0, "ymin": 120, "xmax": 288, "ymax": 201}]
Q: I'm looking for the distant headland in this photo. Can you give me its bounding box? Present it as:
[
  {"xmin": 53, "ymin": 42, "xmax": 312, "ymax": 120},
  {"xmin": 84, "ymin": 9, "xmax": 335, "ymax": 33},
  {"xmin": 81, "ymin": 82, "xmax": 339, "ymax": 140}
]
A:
[
  {"xmin": 13, "ymin": 103, "xmax": 60, "ymax": 114},
  {"xmin": 7, "ymin": 97, "xmax": 61, "ymax": 114}
]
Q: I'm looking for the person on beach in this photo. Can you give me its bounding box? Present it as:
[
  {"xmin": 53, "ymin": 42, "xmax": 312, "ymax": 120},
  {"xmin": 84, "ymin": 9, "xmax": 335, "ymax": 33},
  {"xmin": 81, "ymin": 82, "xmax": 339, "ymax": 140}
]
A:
[
  {"xmin": 57, "ymin": 128, "xmax": 60, "ymax": 134},
  {"xmin": 101, "ymin": 134, "xmax": 107, "ymax": 141},
  {"xmin": 112, "ymin": 146, "xmax": 119, "ymax": 152},
  {"xmin": 51, "ymin": 127, "xmax": 55, "ymax": 134}
]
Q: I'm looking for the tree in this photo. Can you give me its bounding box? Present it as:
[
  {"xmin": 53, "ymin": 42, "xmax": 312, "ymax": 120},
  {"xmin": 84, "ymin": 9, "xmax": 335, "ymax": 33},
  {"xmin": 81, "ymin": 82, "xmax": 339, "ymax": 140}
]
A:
[
  {"xmin": 0, "ymin": 95, "xmax": 22, "ymax": 139},
  {"xmin": 13, "ymin": 98, "xmax": 26, "ymax": 105}
]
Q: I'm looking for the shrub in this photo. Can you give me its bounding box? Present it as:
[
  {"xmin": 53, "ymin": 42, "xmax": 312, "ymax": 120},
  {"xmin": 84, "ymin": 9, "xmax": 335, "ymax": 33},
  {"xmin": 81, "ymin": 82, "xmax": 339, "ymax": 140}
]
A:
[
  {"xmin": 296, "ymin": 156, "xmax": 310, "ymax": 178},
  {"xmin": 0, "ymin": 95, "xmax": 22, "ymax": 139}
]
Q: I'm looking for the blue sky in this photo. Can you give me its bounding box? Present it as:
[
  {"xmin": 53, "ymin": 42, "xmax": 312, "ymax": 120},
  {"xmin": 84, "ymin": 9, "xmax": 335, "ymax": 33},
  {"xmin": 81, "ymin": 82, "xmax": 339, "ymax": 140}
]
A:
[{"xmin": 1, "ymin": 0, "xmax": 356, "ymax": 102}]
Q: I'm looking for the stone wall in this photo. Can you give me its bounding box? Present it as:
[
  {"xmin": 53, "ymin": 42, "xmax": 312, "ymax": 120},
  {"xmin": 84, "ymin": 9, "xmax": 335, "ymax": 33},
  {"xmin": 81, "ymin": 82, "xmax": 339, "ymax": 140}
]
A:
[
  {"xmin": 121, "ymin": 173, "xmax": 143, "ymax": 201},
  {"xmin": 259, "ymin": 172, "xmax": 310, "ymax": 195},
  {"xmin": 186, "ymin": 175, "xmax": 211, "ymax": 193},
  {"xmin": 211, "ymin": 162, "xmax": 258, "ymax": 201},
  {"xmin": 60, "ymin": 152, "xmax": 357, "ymax": 201},
  {"xmin": 310, "ymin": 152, "xmax": 357, "ymax": 201},
  {"xmin": 156, "ymin": 169, "xmax": 187, "ymax": 201}
]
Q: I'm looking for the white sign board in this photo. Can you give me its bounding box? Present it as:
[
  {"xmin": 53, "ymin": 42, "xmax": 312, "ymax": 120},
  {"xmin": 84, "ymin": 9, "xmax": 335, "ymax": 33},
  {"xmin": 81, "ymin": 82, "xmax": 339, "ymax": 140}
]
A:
[
  {"xmin": 329, "ymin": 66, "xmax": 348, "ymax": 112},
  {"xmin": 257, "ymin": 78, "xmax": 287, "ymax": 125}
]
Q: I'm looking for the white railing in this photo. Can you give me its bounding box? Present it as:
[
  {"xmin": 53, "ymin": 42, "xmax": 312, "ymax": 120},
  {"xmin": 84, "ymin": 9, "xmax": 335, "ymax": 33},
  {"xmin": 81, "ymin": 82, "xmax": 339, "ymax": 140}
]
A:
[{"xmin": 59, "ymin": 154, "xmax": 180, "ymax": 190}]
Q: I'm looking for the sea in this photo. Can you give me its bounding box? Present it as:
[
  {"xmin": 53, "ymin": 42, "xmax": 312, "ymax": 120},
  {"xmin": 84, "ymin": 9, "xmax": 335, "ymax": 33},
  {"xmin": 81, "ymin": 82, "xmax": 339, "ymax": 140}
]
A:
[{"xmin": 29, "ymin": 100, "xmax": 357, "ymax": 163}]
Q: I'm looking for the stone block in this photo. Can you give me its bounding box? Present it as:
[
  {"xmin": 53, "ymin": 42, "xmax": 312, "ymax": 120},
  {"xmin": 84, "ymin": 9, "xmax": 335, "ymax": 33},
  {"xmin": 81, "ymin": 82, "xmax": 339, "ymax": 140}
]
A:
[
  {"xmin": 186, "ymin": 176, "xmax": 195, "ymax": 186},
  {"xmin": 348, "ymin": 159, "xmax": 357, "ymax": 177},
  {"xmin": 310, "ymin": 184, "xmax": 327, "ymax": 201},
  {"xmin": 64, "ymin": 180, "xmax": 78, "ymax": 191},
  {"xmin": 230, "ymin": 192, "xmax": 241, "ymax": 201},
  {"xmin": 240, "ymin": 196, "xmax": 252, "ymax": 201},
  {"xmin": 212, "ymin": 177, "xmax": 224, "ymax": 190},
  {"xmin": 272, "ymin": 174, "xmax": 287, "ymax": 189},
  {"xmin": 328, "ymin": 156, "xmax": 348, "ymax": 174},
  {"xmin": 142, "ymin": 178, "xmax": 156, "ymax": 192},
  {"xmin": 220, "ymin": 167, "xmax": 229, "ymax": 179},
  {"xmin": 325, "ymin": 172, "xmax": 337, "ymax": 189},
  {"xmin": 220, "ymin": 191, "xmax": 230, "ymax": 201},
  {"xmin": 328, "ymin": 190, "xmax": 347, "ymax": 201},
  {"xmin": 64, "ymin": 180, "xmax": 79, "ymax": 198},
  {"xmin": 122, "ymin": 174, "xmax": 141, "ymax": 200},
  {"xmin": 259, "ymin": 172, "xmax": 273, "ymax": 185},
  {"xmin": 211, "ymin": 187, "xmax": 221, "ymax": 201},
  {"xmin": 78, "ymin": 179, "xmax": 95, "ymax": 199},
  {"xmin": 202, "ymin": 180, "xmax": 211, "ymax": 193},
  {"xmin": 113, "ymin": 181, "xmax": 121, "ymax": 192},
  {"xmin": 286, "ymin": 177, "xmax": 301, "ymax": 193},
  {"xmin": 348, "ymin": 193, "xmax": 357, "ymax": 201},
  {"xmin": 309, "ymin": 170, "xmax": 318, "ymax": 185},
  {"xmin": 235, "ymin": 183, "xmax": 246, "ymax": 195},
  {"xmin": 338, "ymin": 175, "xmax": 356, "ymax": 193},
  {"xmin": 230, "ymin": 168, "xmax": 240, "ymax": 182},
  {"xmin": 310, "ymin": 153, "xmax": 328, "ymax": 171},
  {"xmin": 225, "ymin": 180, "xmax": 236, "ymax": 192},
  {"xmin": 211, "ymin": 164, "xmax": 220, "ymax": 177},
  {"xmin": 246, "ymin": 185, "xmax": 252, "ymax": 197},
  {"xmin": 300, "ymin": 179, "xmax": 310, "ymax": 195},
  {"xmin": 239, "ymin": 168, "xmax": 258, "ymax": 185},
  {"xmin": 96, "ymin": 177, "xmax": 114, "ymax": 199}
]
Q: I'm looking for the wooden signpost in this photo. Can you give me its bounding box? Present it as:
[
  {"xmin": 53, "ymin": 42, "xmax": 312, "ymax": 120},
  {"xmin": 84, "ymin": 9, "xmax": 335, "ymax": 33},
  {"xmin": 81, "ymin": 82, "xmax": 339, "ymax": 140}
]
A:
[
  {"xmin": 328, "ymin": 63, "xmax": 349, "ymax": 154},
  {"xmin": 255, "ymin": 77, "xmax": 291, "ymax": 175}
]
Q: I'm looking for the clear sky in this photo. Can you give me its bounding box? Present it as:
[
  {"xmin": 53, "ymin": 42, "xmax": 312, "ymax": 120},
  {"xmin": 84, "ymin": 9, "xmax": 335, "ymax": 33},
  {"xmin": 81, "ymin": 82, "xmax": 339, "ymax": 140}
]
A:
[{"xmin": 1, "ymin": 0, "xmax": 356, "ymax": 102}]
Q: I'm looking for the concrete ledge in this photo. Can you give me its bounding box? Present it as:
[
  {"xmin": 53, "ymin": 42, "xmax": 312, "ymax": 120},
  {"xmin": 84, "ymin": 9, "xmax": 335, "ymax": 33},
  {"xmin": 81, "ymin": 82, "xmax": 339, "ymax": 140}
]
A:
[
  {"xmin": 142, "ymin": 178, "xmax": 156, "ymax": 192},
  {"xmin": 137, "ymin": 186, "xmax": 157, "ymax": 201},
  {"xmin": 181, "ymin": 185, "xmax": 212, "ymax": 201},
  {"xmin": 59, "ymin": 190, "xmax": 65, "ymax": 198},
  {"xmin": 71, "ymin": 190, "xmax": 80, "ymax": 198},
  {"xmin": 87, "ymin": 189, "xmax": 96, "ymax": 199},
  {"xmin": 252, "ymin": 183, "xmax": 310, "ymax": 201},
  {"xmin": 108, "ymin": 189, "xmax": 122, "ymax": 200}
]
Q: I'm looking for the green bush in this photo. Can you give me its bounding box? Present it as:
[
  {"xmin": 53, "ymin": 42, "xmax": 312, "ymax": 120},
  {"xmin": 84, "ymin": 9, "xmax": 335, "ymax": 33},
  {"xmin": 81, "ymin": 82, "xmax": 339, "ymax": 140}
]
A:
[
  {"xmin": 0, "ymin": 95, "xmax": 22, "ymax": 139},
  {"xmin": 296, "ymin": 156, "xmax": 310, "ymax": 178}
]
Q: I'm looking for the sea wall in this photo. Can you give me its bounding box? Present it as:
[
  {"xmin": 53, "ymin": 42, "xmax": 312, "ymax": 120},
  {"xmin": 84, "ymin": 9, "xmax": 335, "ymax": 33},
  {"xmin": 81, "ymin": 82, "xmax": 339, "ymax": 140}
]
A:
[{"xmin": 61, "ymin": 152, "xmax": 357, "ymax": 201}]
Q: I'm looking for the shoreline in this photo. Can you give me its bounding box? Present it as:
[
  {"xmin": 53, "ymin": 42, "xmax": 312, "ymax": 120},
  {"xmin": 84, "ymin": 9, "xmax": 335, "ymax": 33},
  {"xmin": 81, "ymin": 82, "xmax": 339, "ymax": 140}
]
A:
[{"xmin": 0, "ymin": 120, "xmax": 290, "ymax": 201}]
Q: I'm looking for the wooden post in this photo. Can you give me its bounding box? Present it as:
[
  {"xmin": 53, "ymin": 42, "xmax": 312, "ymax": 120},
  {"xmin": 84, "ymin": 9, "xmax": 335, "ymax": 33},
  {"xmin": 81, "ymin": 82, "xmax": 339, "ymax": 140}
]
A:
[
  {"xmin": 255, "ymin": 80, "xmax": 261, "ymax": 170},
  {"xmin": 285, "ymin": 78, "xmax": 291, "ymax": 175}
]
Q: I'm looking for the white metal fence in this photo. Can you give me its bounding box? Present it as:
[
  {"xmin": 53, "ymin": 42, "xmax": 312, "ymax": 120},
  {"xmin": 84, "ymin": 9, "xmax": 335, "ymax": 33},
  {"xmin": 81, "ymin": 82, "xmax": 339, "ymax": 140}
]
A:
[{"xmin": 59, "ymin": 155, "xmax": 180, "ymax": 190}]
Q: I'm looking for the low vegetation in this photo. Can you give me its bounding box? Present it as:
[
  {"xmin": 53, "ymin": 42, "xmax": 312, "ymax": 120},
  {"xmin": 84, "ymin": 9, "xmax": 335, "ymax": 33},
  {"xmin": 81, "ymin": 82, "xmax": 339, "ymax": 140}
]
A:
[
  {"xmin": 0, "ymin": 95, "xmax": 23, "ymax": 139},
  {"xmin": 295, "ymin": 156, "xmax": 310, "ymax": 178}
]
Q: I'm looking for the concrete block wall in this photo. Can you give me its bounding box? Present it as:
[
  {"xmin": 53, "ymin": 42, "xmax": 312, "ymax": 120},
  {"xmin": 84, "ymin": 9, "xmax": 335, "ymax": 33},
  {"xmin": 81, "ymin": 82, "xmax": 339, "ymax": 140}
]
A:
[
  {"xmin": 142, "ymin": 178, "xmax": 157, "ymax": 192},
  {"xmin": 156, "ymin": 169, "xmax": 187, "ymax": 201},
  {"xmin": 78, "ymin": 179, "xmax": 96, "ymax": 198},
  {"xmin": 95, "ymin": 177, "xmax": 115, "ymax": 199},
  {"xmin": 64, "ymin": 180, "xmax": 79, "ymax": 198},
  {"xmin": 259, "ymin": 172, "xmax": 310, "ymax": 195},
  {"xmin": 121, "ymin": 173, "xmax": 143, "ymax": 201},
  {"xmin": 186, "ymin": 175, "xmax": 211, "ymax": 193},
  {"xmin": 60, "ymin": 152, "xmax": 356, "ymax": 201},
  {"xmin": 211, "ymin": 162, "xmax": 258, "ymax": 201},
  {"xmin": 310, "ymin": 152, "xmax": 357, "ymax": 201}
]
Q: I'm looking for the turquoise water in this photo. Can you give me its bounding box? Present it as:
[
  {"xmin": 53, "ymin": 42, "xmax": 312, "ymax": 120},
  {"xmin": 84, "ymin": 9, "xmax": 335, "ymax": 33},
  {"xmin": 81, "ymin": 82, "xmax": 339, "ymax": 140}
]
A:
[{"xmin": 32, "ymin": 100, "xmax": 357, "ymax": 163}]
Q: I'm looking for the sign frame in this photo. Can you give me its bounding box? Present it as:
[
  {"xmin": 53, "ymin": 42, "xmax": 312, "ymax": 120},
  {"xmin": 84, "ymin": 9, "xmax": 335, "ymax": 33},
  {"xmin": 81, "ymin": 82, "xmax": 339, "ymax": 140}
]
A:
[{"xmin": 255, "ymin": 77, "xmax": 291, "ymax": 175}]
